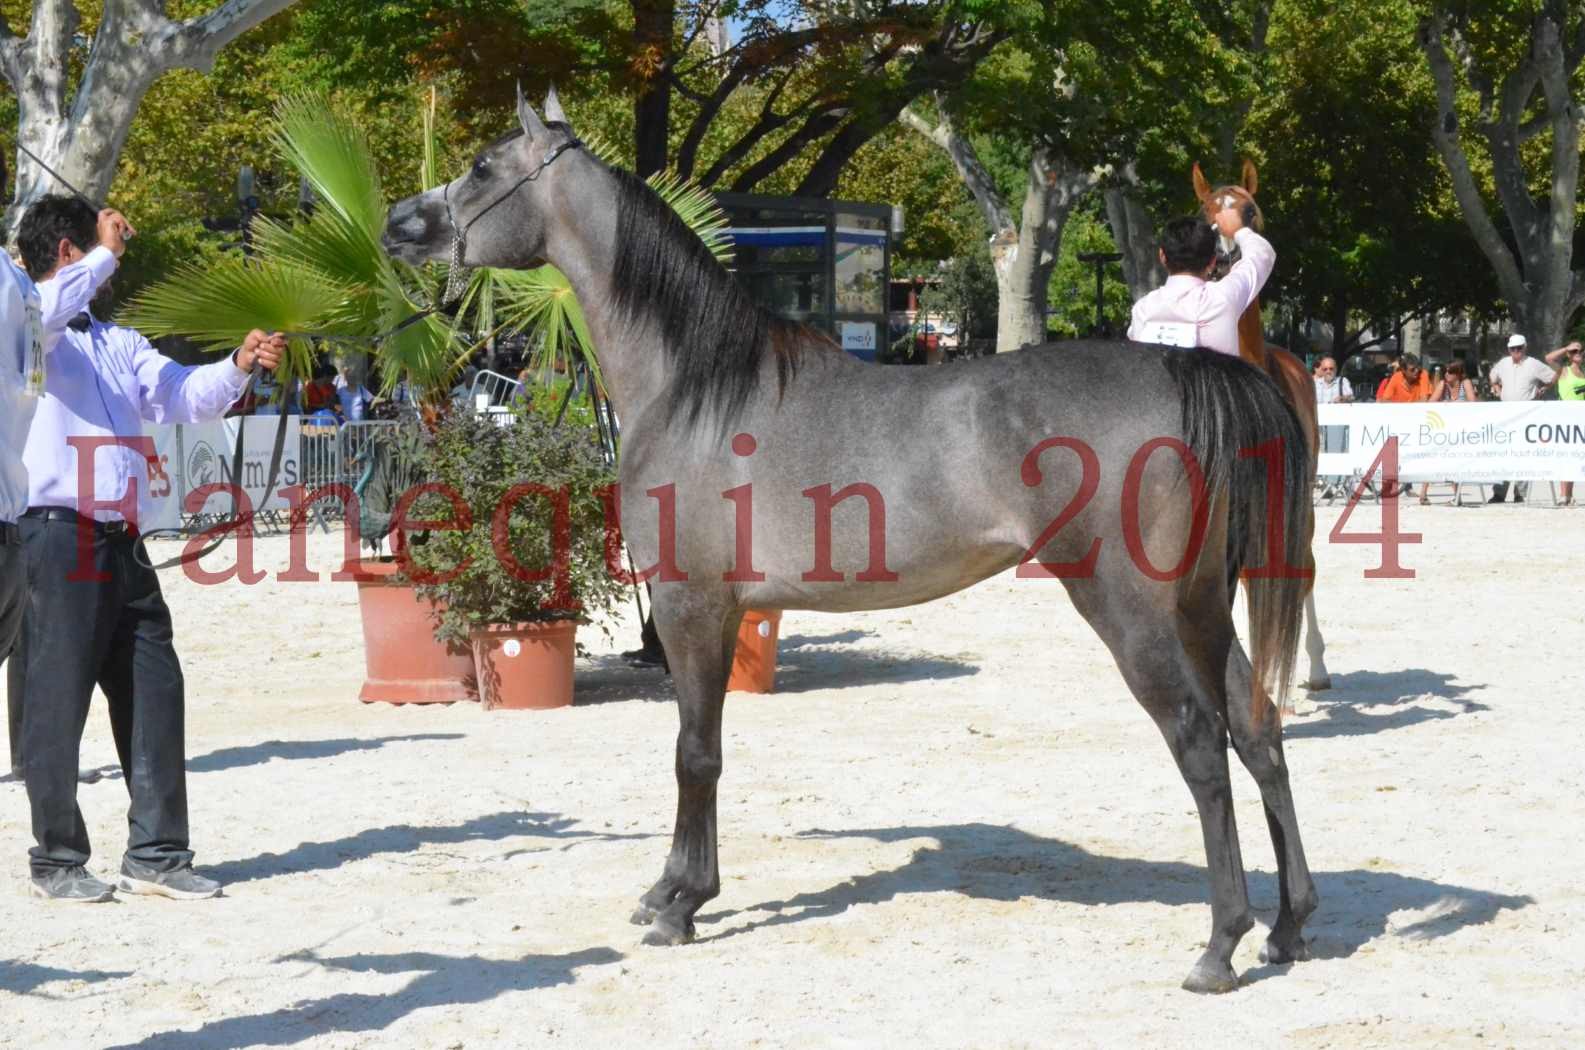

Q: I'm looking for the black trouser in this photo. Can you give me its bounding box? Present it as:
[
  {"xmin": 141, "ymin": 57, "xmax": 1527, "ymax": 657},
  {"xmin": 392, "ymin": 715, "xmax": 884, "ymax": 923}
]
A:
[
  {"xmin": 1488, "ymin": 480, "xmax": 1529, "ymax": 503},
  {"xmin": 1, "ymin": 525, "xmax": 24, "ymax": 775},
  {"xmin": 9, "ymin": 514, "xmax": 192, "ymax": 877}
]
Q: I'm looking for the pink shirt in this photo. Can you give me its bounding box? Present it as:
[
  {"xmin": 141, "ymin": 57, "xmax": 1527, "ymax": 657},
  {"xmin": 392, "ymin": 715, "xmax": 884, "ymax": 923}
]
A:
[{"xmin": 1127, "ymin": 228, "xmax": 1276, "ymax": 356}]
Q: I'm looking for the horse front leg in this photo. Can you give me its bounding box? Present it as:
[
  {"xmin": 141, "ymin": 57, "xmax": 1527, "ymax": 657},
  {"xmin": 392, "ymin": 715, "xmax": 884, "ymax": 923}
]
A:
[{"xmin": 630, "ymin": 599, "xmax": 737, "ymax": 946}]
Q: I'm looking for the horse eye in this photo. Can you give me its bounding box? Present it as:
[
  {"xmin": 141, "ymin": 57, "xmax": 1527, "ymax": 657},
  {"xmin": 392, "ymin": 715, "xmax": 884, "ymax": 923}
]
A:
[{"xmin": 471, "ymin": 157, "xmax": 490, "ymax": 180}]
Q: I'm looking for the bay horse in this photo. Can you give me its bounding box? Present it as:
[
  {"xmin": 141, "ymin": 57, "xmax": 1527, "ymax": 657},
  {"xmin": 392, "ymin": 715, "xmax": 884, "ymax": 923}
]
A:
[
  {"xmin": 383, "ymin": 90, "xmax": 1319, "ymax": 993},
  {"xmin": 1193, "ymin": 161, "xmax": 1332, "ymax": 693}
]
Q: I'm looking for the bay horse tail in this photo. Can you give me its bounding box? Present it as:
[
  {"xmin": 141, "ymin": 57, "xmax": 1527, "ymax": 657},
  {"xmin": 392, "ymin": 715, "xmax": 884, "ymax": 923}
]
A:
[{"xmin": 1163, "ymin": 350, "xmax": 1313, "ymax": 722}]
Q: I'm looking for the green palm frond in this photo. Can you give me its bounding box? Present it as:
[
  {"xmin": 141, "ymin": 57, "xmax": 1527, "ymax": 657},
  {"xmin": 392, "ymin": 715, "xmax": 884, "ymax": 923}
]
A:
[
  {"xmin": 272, "ymin": 94, "xmax": 386, "ymax": 238},
  {"xmin": 122, "ymin": 258, "xmax": 350, "ymax": 347},
  {"xmin": 121, "ymin": 258, "xmax": 351, "ymax": 381},
  {"xmin": 491, "ymin": 266, "xmax": 603, "ymax": 390},
  {"xmin": 647, "ymin": 170, "xmax": 733, "ymax": 264}
]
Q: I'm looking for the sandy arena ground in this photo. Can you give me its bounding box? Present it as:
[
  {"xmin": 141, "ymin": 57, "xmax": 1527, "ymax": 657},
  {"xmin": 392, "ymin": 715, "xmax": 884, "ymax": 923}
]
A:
[{"xmin": 0, "ymin": 497, "xmax": 1582, "ymax": 1049}]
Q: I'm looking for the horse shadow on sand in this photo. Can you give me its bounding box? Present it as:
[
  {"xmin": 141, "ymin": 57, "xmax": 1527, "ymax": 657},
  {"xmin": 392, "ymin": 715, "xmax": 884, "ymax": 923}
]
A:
[
  {"xmin": 1287, "ymin": 669, "xmax": 1489, "ymax": 740},
  {"xmin": 0, "ymin": 960, "xmax": 133, "ymax": 997},
  {"xmin": 695, "ymin": 822, "xmax": 1531, "ymax": 976},
  {"xmin": 188, "ymin": 734, "xmax": 467, "ymax": 773},
  {"xmin": 573, "ymin": 628, "xmax": 977, "ymax": 706},
  {"xmin": 203, "ymin": 809, "xmax": 658, "ymax": 887},
  {"xmin": 99, "ymin": 945, "xmax": 622, "ymax": 1050}
]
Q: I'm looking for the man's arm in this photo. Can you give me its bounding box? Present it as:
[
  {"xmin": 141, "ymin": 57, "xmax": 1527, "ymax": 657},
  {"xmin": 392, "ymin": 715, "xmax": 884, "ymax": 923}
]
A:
[
  {"xmin": 1213, "ymin": 227, "xmax": 1275, "ymax": 318},
  {"xmin": 36, "ymin": 210, "xmax": 132, "ymax": 349},
  {"xmin": 131, "ymin": 328, "xmax": 285, "ymax": 424}
]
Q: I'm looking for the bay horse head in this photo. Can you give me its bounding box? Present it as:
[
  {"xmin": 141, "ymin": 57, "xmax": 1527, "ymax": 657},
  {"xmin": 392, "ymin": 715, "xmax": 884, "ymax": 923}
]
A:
[
  {"xmin": 1191, "ymin": 160, "xmax": 1265, "ymax": 278},
  {"xmin": 383, "ymin": 85, "xmax": 583, "ymax": 272}
]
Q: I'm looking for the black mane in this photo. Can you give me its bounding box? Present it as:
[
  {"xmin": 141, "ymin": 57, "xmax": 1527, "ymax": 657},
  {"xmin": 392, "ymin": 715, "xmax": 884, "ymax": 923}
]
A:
[{"xmin": 607, "ymin": 166, "xmax": 813, "ymax": 432}]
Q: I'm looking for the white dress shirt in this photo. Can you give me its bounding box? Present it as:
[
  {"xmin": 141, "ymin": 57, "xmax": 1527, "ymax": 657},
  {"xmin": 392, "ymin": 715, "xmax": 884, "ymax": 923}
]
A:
[
  {"xmin": 1314, "ymin": 375, "xmax": 1352, "ymax": 404},
  {"xmin": 1127, "ymin": 228, "xmax": 1276, "ymax": 357},
  {"xmin": 0, "ymin": 248, "xmax": 118, "ymax": 524},
  {"xmin": 22, "ymin": 307, "xmax": 250, "ymax": 524}
]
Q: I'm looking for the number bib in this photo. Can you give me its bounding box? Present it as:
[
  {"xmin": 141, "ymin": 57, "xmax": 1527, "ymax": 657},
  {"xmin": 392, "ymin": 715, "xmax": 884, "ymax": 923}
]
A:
[{"xmin": 23, "ymin": 295, "xmax": 45, "ymax": 397}]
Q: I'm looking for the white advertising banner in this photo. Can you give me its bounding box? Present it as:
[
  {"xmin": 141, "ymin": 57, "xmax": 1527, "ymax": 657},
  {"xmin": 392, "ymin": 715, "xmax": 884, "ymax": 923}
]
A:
[
  {"xmin": 1317, "ymin": 402, "xmax": 1585, "ymax": 483},
  {"xmin": 142, "ymin": 416, "xmax": 303, "ymax": 531}
]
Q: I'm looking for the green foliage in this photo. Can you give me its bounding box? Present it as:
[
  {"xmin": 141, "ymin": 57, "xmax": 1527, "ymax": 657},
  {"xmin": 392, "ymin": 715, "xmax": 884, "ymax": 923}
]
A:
[
  {"xmin": 1047, "ymin": 207, "xmax": 1133, "ymax": 339},
  {"xmin": 926, "ymin": 244, "xmax": 999, "ymax": 345},
  {"xmin": 1244, "ymin": 0, "xmax": 1503, "ymax": 348},
  {"xmin": 405, "ymin": 410, "xmax": 626, "ymax": 645}
]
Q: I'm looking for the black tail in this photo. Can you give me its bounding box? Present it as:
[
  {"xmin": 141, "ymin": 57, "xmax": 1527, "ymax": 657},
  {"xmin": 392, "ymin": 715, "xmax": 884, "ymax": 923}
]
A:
[{"xmin": 1164, "ymin": 350, "xmax": 1313, "ymax": 721}]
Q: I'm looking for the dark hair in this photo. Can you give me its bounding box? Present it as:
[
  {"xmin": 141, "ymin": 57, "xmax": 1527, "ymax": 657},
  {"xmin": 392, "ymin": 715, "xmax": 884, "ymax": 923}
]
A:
[
  {"xmin": 1160, "ymin": 216, "xmax": 1217, "ymax": 275},
  {"xmin": 17, "ymin": 195, "xmax": 97, "ymax": 280},
  {"xmin": 607, "ymin": 165, "xmax": 813, "ymax": 433},
  {"xmin": 1445, "ymin": 360, "xmax": 1465, "ymax": 377},
  {"xmin": 1401, "ymin": 353, "xmax": 1422, "ymax": 370}
]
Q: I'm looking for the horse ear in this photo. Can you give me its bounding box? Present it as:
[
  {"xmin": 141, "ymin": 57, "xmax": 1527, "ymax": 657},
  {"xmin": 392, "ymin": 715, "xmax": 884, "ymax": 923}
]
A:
[
  {"xmin": 1241, "ymin": 158, "xmax": 1258, "ymax": 196},
  {"xmin": 1191, "ymin": 163, "xmax": 1212, "ymax": 203},
  {"xmin": 544, "ymin": 84, "xmax": 568, "ymax": 124},
  {"xmin": 516, "ymin": 82, "xmax": 548, "ymax": 141}
]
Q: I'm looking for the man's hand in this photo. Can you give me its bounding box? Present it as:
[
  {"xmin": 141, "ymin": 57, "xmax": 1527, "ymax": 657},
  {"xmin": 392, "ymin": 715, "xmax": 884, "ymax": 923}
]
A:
[
  {"xmin": 1213, "ymin": 203, "xmax": 1246, "ymax": 240},
  {"xmin": 96, "ymin": 209, "xmax": 136, "ymax": 259},
  {"xmin": 236, "ymin": 330, "xmax": 287, "ymax": 373}
]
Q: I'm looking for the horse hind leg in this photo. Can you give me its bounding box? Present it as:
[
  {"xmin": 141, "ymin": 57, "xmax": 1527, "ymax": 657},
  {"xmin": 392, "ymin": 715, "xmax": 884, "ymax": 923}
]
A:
[
  {"xmin": 1302, "ymin": 590, "xmax": 1332, "ymax": 692},
  {"xmin": 1225, "ymin": 641, "xmax": 1319, "ymax": 965},
  {"xmin": 629, "ymin": 598, "xmax": 737, "ymax": 946},
  {"xmin": 1076, "ymin": 583, "xmax": 1254, "ymax": 993}
]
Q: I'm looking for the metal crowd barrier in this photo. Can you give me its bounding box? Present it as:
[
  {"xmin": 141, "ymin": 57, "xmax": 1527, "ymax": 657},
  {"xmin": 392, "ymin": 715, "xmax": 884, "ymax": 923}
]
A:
[{"xmin": 468, "ymin": 369, "xmax": 525, "ymax": 411}]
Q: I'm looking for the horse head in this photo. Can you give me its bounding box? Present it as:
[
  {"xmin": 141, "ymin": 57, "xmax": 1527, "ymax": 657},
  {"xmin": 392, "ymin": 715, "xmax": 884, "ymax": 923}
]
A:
[
  {"xmin": 1191, "ymin": 160, "xmax": 1265, "ymax": 277},
  {"xmin": 383, "ymin": 86, "xmax": 584, "ymax": 271}
]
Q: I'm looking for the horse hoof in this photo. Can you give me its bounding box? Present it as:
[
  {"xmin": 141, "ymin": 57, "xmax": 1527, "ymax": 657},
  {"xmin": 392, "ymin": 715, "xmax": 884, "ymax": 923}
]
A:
[
  {"xmin": 629, "ymin": 906, "xmax": 656, "ymax": 926},
  {"xmin": 1259, "ymin": 936, "xmax": 1311, "ymax": 965},
  {"xmin": 1303, "ymin": 676, "xmax": 1333, "ymax": 692},
  {"xmin": 640, "ymin": 919, "xmax": 694, "ymax": 947},
  {"xmin": 1181, "ymin": 959, "xmax": 1239, "ymax": 995}
]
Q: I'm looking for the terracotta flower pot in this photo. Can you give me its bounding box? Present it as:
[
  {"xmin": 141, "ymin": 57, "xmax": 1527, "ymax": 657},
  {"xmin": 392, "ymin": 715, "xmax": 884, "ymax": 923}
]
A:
[
  {"xmin": 471, "ymin": 621, "xmax": 578, "ymax": 711},
  {"xmin": 353, "ymin": 559, "xmax": 475, "ymax": 704},
  {"xmin": 728, "ymin": 610, "xmax": 782, "ymax": 694}
]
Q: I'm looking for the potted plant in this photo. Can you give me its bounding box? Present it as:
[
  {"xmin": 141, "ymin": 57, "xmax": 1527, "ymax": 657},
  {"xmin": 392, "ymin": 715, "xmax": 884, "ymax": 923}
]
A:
[
  {"xmin": 344, "ymin": 424, "xmax": 477, "ymax": 702},
  {"xmin": 402, "ymin": 408, "xmax": 625, "ymax": 709}
]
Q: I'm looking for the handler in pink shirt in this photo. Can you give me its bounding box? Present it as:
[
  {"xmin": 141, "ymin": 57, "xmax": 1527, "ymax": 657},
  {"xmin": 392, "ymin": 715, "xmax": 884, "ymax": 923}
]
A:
[{"xmin": 1127, "ymin": 204, "xmax": 1275, "ymax": 357}]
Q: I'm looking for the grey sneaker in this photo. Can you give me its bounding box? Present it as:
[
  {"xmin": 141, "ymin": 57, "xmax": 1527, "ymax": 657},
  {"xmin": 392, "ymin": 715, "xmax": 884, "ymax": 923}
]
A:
[
  {"xmin": 30, "ymin": 866, "xmax": 116, "ymax": 902},
  {"xmin": 117, "ymin": 865, "xmax": 222, "ymax": 901}
]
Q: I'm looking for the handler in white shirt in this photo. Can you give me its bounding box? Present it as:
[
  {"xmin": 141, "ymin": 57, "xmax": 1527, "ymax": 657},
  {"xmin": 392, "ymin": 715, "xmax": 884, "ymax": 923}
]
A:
[
  {"xmin": 1, "ymin": 209, "xmax": 128, "ymax": 779},
  {"xmin": 1128, "ymin": 204, "xmax": 1275, "ymax": 357}
]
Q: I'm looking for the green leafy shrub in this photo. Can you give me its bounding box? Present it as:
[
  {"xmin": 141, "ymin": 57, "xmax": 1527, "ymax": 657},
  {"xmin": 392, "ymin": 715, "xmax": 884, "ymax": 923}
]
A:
[{"xmin": 402, "ymin": 411, "xmax": 624, "ymax": 649}]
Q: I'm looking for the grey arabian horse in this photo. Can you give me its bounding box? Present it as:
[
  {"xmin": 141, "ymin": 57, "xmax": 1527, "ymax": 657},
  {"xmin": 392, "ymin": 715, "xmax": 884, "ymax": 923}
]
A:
[{"xmin": 383, "ymin": 90, "xmax": 1319, "ymax": 993}]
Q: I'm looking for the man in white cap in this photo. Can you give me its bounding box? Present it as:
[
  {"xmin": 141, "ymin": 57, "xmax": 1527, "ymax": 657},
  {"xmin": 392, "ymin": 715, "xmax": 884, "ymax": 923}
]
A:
[{"xmin": 1486, "ymin": 333, "xmax": 1560, "ymax": 503}]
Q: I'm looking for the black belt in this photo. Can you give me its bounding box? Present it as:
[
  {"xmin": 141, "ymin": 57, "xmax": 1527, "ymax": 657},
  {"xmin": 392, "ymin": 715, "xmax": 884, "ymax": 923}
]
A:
[
  {"xmin": 21, "ymin": 506, "xmax": 137, "ymax": 538},
  {"xmin": 0, "ymin": 521, "xmax": 18, "ymax": 545}
]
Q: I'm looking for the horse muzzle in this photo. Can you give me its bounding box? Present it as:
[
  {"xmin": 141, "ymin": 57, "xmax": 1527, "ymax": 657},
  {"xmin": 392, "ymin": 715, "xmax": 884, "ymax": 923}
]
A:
[{"xmin": 382, "ymin": 193, "xmax": 448, "ymax": 263}]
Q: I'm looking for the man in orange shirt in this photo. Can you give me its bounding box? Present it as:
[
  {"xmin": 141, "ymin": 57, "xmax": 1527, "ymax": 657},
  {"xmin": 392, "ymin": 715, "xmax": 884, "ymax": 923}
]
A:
[
  {"xmin": 1376, "ymin": 354, "xmax": 1433, "ymax": 498},
  {"xmin": 1378, "ymin": 354, "xmax": 1433, "ymax": 402}
]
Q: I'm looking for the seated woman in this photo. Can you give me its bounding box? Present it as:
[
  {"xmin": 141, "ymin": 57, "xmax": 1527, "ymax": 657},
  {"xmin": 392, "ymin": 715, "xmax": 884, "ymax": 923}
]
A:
[{"xmin": 1420, "ymin": 360, "xmax": 1477, "ymax": 504}]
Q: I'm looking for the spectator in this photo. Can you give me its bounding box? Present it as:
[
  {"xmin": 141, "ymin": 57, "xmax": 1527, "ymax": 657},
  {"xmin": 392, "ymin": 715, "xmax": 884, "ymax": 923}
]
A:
[
  {"xmin": 1379, "ymin": 354, "xmax": 1433, "ymax": 402},
  {"xmin": 302, "ymin": 364, "xmax": 339, "ymax": 415},
  {"xmin": 1375, "ymin": 360, "xmax": 1399, "ymax": 400},
  {"xmin": 1544, "ymin": 339, "xmax": 1583, "ymax": 506},
  {"xmin": 335, "ymin": 363, "xmax": 371, "ymax": 421},
  {"xmin": 1313, "ymin": 356, "xmax": 1352, "ymax": 403},
  {"xmin": 1420, "ymin": 360, "xmax": 1478, "ymax": 504},
  {"xmin": 1487, "ymin": 334, "xmax": 1560, "ymax": 503},
  {"xmin": 1377, "ymin": 355, "xmax": 1433, "ymax": 498}
]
